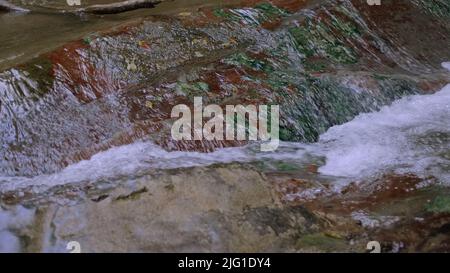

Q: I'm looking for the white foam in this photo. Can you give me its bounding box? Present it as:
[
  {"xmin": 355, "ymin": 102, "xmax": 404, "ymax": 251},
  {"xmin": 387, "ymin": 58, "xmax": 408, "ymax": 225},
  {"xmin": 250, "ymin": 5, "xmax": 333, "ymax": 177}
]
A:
[
  {"xmin": 0, "ymin": 231, "xmax": 20, "ymax": 253},
  {"xmin": 442, "ymin": 62, "xmax": 450, "ymax": 72},
  {"xmin": 0, "ymin": 206, "xmax": 35, "ymax": 253},
  {"xmin": 316, "ymin": 84, "xmax": 450, "ymax": 182},
  {"xmin": 0, "ymin": 85, "xmax": 449, "ymax": 192},
  {"xmin": 0, "ymin": 139, "xmax": 314, "ymax": 192},
  {"xmin": 0, "ymin": 143, "xmax": 247, "ymax": 191}
]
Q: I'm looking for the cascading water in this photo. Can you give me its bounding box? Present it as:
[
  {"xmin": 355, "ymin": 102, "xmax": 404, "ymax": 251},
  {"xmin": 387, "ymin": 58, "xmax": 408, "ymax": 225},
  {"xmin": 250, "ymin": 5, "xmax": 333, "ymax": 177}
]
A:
[
  {"xmin": 0, "ymin": 0, "xmax": 450, "ymax": 253},
  {"xmin": 1, "ymin": 83, "xmax": 448, "ymax": 193}
]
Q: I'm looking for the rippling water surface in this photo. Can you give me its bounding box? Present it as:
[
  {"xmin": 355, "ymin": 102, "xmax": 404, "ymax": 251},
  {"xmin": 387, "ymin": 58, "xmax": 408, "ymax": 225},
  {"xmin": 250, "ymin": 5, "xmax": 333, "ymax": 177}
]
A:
[
  {"xmin": 1, "ymin": 83, "xmax": 448, "ymax": 192},
  {"xmin": 0, "ymin": 0, "xmax": 238, "ymax": 70}
]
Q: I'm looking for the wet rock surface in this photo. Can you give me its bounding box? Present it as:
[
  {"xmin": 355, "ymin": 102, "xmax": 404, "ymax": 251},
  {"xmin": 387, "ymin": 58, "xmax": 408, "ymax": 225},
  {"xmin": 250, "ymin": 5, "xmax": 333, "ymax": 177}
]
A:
[
  {"xmin": 1, "ymin": 164, "xmax": 321, "ymax": 252},
  {"xmin": 1, "ymin": 0, "xmax": 449, "ymax": 177},
  {"xmin": 2, "ymin": 162, "xmax": 449, "ymax": 252}
]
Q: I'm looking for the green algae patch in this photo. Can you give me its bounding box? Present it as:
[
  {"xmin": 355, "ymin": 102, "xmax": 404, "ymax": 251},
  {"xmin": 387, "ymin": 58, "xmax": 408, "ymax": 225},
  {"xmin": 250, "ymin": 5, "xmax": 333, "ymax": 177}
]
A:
[
  {"xmin": 289, "ymin": 24, "xmax": 358, "ymax": 64},
  {"xmin": 224, "ymin": 52, "xmax": 273, "ymax": 73},
  {"xmin": 288, "ymin": 27, "xmax": 315, "ymax": 58},
  {"xmin": 213, "ymin": 9, "xmax": 241, "ymax": 22},
  {"xmin": 426, "ymin": 195, "xmax": 450, "ymax": 213},
  {"xmin": 288, "ymin": 13, "xmax": 360, "ymax": 65},
  {"xmin": 83, "ymin": 37, "xmax": 93, "ymax": 46},
  {"xmin": 297, "ymin": 233, "xmax": 348, "ymax": 252},
  {"xmin": 195, "ymin": 82, "xmax": 210, "ymax": 92},
  {"xmin": 254, "ymin": 3, "xmax": 289, "ymax": 18},
  {"xmin": 414, "ymin": 0, "xmax": 450, "ymax": 18},
  {"xmin": 273, "ymin": 161, "xmax": 301, "ymax": 172},
  {"xmin": 177, "ymin": 81, "xmax": 210, "ymax": 97},
  {"xmin": 17, "ymin": 57, "xmax": 54, "ymax": 98},
  {"xmin": 214, "ymin": 3, "xmax": 288, "ymax": 25}
]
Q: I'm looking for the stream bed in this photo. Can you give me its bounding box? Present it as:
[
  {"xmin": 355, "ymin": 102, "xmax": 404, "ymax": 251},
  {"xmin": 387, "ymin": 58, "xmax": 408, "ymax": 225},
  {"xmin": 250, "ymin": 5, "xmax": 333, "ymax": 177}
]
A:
[{"xmin": 0, "ymin": 0, "xmax": 450, "ymax": 252}]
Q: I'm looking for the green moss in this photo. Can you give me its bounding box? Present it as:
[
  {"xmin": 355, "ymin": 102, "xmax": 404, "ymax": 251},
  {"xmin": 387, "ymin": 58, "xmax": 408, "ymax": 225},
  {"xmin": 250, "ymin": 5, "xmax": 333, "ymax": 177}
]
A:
[
  {"xmin": 177, "ymin": 81, "xmax": 210, "ymax": 97},
  {"xmin": 297, "ymin": 233, "xmax": 347, "ymax": 252},
  {"xmin": 266, "ymin": 70, "xmax": 300, "ymax": 91},
  {"xmin": 426, "ymin": 195, "xmax": 450, "ymax": 213},
  {"xmin": 373, "ymin": 73, "xmax": 390, "ymax": 81},
  {"xmin": 330, "ymin": 16, "xmax": 361, "ymax": 38},
  {"xmin": 279, "ymin": 128, "xmax": 295, "ymax": 141},
  {"xmin": 209, "ymin": 3, "xmax": 421, "ymax": 145},
  {"xmin": 18, "ymin": 57, "xmax": 54, "ymax": 98},
  {"xmin": 304, "ymin": 59, "xmax": 328, "ymax": 72},
  {"xmin": 288, "ymin": 17, "xmax": 359, "ymax": 64},
  {"xmin": 213, "ymin": 9, "xmax": 241, "ymax": 21},
  {"xmin": 225, "ymin": 52, "xmax": 273, "ymax": 73},
  {"xmin": 83, "ymin": 37, "xmax": 92, "ymax": 45},
  {"xmin": 273, "ymin": 161, "xmax": 300, "ymax": 171},
  {"xmin": 288, "ymin": 27, "xmax": 315, "ymax": 57},
  {"xmin": 414, "ymin": 0, "xmax": 450, "ymax": 18},
  {"xmin": 194, "ymin": 82, "xmax": 210, "ymax": 92},
  {"xmin": 324, "ymin": 42, "xmax": 357, "ymax": 64},
  {"xmin": 255, "ymin": 2, "xmax": 288, "ymax": 18}
]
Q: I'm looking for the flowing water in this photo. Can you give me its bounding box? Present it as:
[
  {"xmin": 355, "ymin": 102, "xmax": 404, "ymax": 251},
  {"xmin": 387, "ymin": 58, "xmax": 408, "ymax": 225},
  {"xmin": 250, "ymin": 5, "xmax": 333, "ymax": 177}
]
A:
[
  {"xmin": 0, "ymin": 0, "xmax": 449, "ymax": 192},
  {"xmin": 1, "ymin": 0, "xmax": 450, "ymax": 253},
  {"xmin": 0, "ymin": 0, "xmax": 240, "ymax": 70},
  {"xmin": 1, "ymin": 83, "xmax": 449, "ymax": 193}
]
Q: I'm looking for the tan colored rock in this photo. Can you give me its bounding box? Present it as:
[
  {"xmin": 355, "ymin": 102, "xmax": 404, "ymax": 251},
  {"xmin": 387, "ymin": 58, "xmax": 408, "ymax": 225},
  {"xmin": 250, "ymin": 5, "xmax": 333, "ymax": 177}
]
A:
[{"xmin": 24, "ymin": 164, "xmax": 319, "ymax": 252}]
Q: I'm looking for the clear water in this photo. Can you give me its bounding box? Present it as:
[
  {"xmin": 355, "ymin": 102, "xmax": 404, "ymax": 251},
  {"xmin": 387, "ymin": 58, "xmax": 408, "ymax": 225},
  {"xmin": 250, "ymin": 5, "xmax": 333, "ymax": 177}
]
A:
[
  {"xmin": 0, "ymin": 0, "xmax": 238, "ymax": 71},
  {"xmin": 1, "ymin": 83, "xmax": 448, "ymax": 192},
  {"xmin": 1, "ymin": 0, "xmax": 449, "ymax": 193},
  {"xmin": 0, "ymin": 1, "xmax": 449, "ymax": 253}
]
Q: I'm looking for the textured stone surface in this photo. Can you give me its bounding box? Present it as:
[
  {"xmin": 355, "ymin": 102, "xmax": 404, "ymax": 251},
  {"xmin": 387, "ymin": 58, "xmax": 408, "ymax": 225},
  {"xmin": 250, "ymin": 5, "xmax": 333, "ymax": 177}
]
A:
[{"xmin": 18, "ymin": 165, "xmax": 321, "ymax": 252}]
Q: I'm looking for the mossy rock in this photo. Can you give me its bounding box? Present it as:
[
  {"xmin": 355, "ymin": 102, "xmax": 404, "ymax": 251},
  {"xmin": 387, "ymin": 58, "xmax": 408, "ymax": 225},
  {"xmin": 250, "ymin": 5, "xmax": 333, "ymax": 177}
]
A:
[
  {"xmin": 273, "ymin": 161, "xmax": 300, "ymax": 172},
  {"xmin": 11, "ymin": 57, "xmax": 54, "ymax": 100},
  {"xmin": 254, "ymin": 3, "xmax": 288, "ymax": 18},
  {"xmin": 176, "ymin": 81, "xmax": 210, "ymax": 97},
  {"xmin": 426, "ymin": 195, "xmax": 450, "ymax": 213},
  {"xmin": 224, "ymin": 52, "xmax": 273, "ymax": 73},
  {"xmin": 297, "ymin": 233, "xmax": 348, "ymax": 252},
  {"xmin": 213, "ymin": 9, "xmax": 241, "ymax": 22},
  {"xmin": 414, "ymin": 0, "xmax": 450, "ymax": 18}
]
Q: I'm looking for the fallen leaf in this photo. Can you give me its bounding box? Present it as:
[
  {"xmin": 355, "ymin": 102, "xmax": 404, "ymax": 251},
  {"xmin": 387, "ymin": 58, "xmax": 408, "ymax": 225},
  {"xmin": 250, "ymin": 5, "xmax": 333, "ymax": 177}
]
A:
[{"xmin": 138, "ymin": 40, "xmax": 151, "ymax": 50}]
